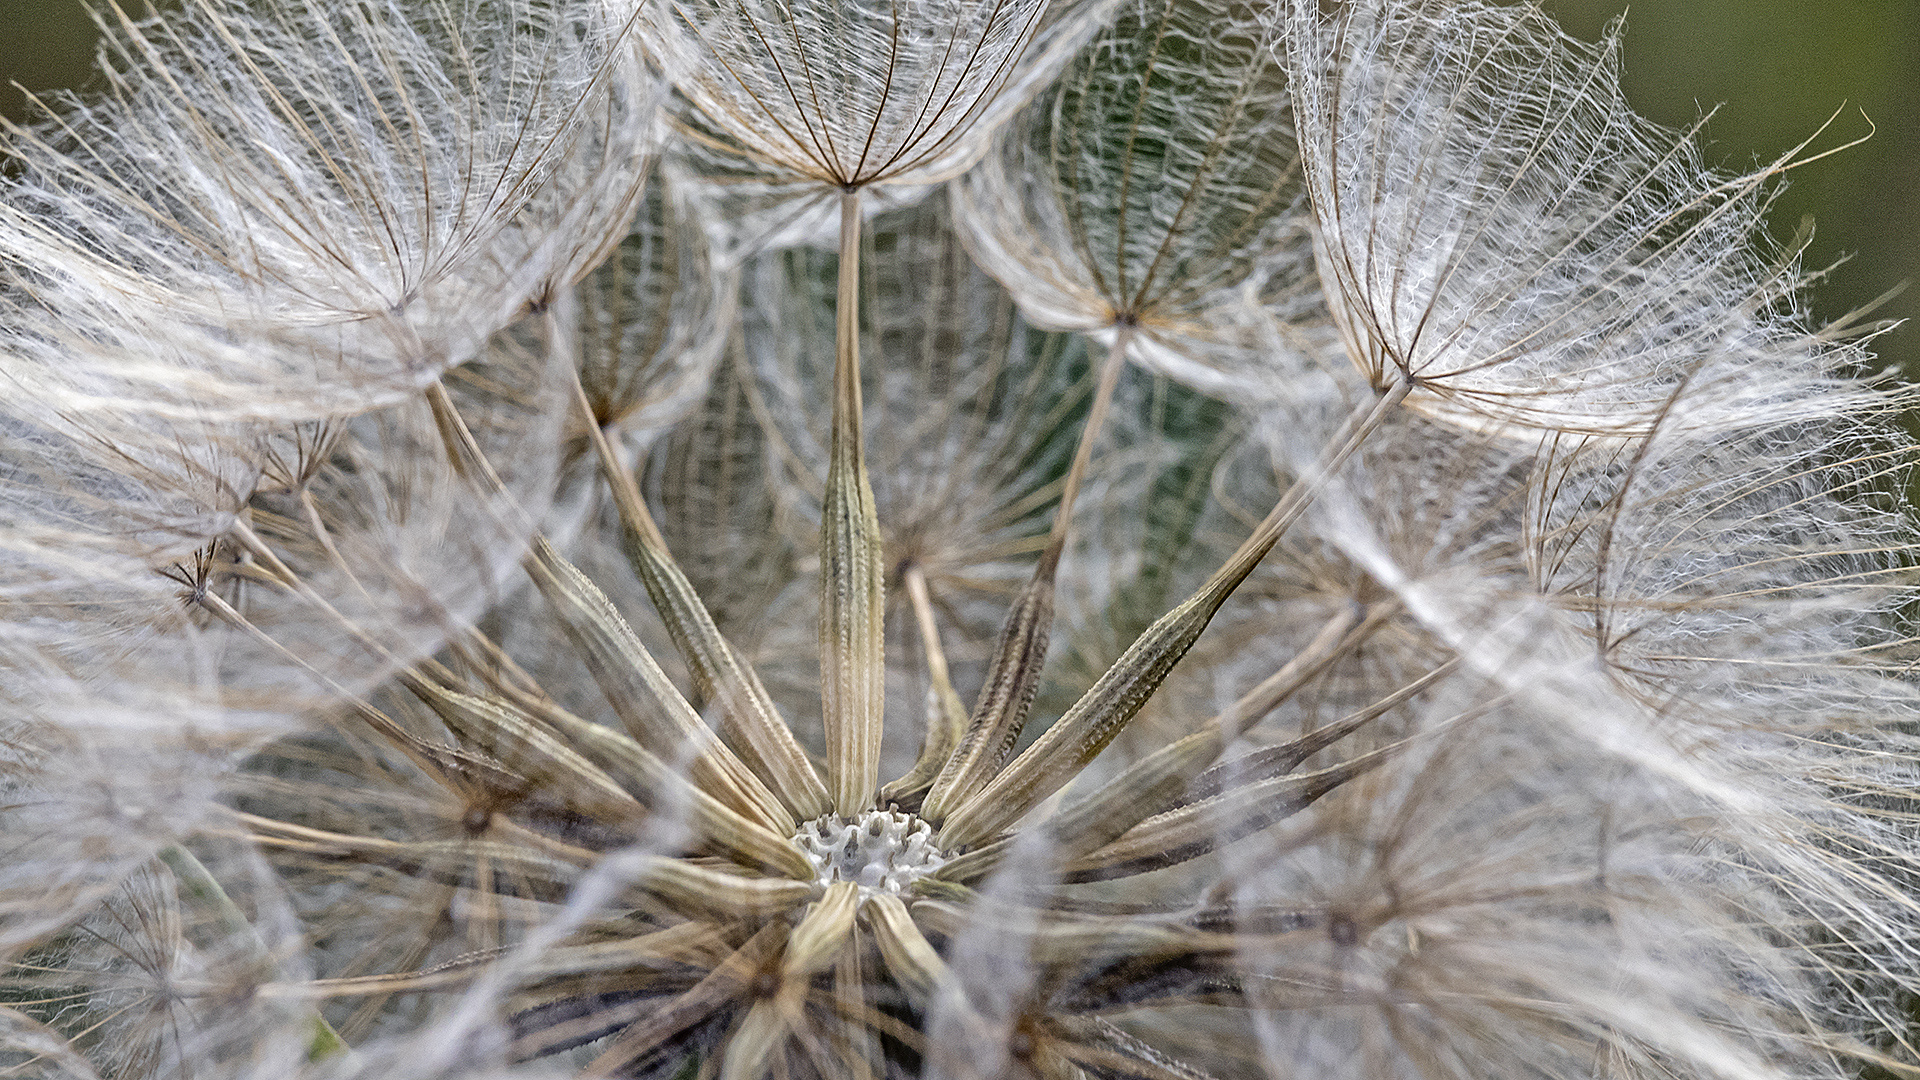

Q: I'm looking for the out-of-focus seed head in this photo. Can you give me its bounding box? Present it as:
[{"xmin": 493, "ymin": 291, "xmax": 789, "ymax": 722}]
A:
[{"xmin": 954, "ymin": 0, "xmax": 1319, "ymax": 397}]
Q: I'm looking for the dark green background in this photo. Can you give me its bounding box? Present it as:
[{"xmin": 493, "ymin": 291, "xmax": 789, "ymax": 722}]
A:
[
  {"xmin": 1549, "ymin": 0, "xmax": 1920, "ymax": 376},
  {"xmin": 3, "ymin": 0, "xmax": 1917, "ymax": 372}
]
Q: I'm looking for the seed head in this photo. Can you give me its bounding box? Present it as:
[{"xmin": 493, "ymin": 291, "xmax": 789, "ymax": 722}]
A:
[{"xmin": 3, "ymin": 3, "xmax": 1920, "ymax": 1080}]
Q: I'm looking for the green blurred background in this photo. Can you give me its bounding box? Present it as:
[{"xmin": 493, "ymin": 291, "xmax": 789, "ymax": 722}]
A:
[
  {"xmin": 1549, "ymin": 0, "xmax": 1920, "ymax": 377},
  {"xmin": 2, "ymin": 0, "xmax": 1917, "ymax": 373}
]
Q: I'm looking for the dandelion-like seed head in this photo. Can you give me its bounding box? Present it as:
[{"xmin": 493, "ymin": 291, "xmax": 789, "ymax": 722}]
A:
[
  {"xmin": 954, "ymin": 0, "xmax": 1318, "ymax": 396},
  {"xmin": 650, "ymin": 0, "xmax": 1105, "ymax": 191},
  {"xmin": 5, "ymin": 1, "xmax": 1920, "ymax": 1079},
  {"xmin": 652, "ymin": 0, "xmax": 1114, "ymax": 255}
]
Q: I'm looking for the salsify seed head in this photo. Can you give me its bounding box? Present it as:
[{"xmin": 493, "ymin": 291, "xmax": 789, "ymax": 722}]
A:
[
  {"xmin": 953, "ymin": 0, "xmax": 1318, "ymax": 396},
  {"xmin": 4, "ymin": 1, "xmax": 1920, "ymax": 1079},
  {"xmin": 0, "ymin": 0, "xmax": 656, "ymax": 428},
  {"xmin": 1285, "ymin": 0, "xmax": 1845, "ymax": 439},
  {"xmin": 650, "ymin": 0, "xmax": 1114, "ymax": 256}
]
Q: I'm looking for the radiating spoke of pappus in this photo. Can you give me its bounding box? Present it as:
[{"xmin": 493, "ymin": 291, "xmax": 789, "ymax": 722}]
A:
[
  {"xmin": 648, "ymin": 0, "xmax": 1112, "ymax": 191},
  {"xmin": 954, "ymin": 0, "xmax": 1319, "ymax": 398},
  {"xmin": 0, "ymin": 0, "xmax": 659, "ymax": 425},
  {"xmin": 647, "ymin": 0, "xmax": 1117, "ymax": 259},
  {"xmin": 1284, "ymin": 0, "xmax": 1849, "ymax": 439}
]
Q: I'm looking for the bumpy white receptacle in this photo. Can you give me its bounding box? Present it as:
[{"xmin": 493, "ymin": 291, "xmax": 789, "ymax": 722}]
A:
[{"xmin": 794, "ymin": 811, "xmax": 946, "ymax": 898}]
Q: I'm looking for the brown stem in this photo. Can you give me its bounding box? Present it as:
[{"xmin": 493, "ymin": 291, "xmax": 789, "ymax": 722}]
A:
[
  {"xmin": 820, "ymin": 187, "xmax": 888, "ymax": 814},
  {"xmin": 920, "ymin": 327, "xmax": 1133, "ymax": 824},
  {"xmin": 938, "ymin": 377, "xmax": 1414, "ymax": 851},
  {"xmin": 877, "ymin": 564, "xmax": 970, "ymax": 808}
]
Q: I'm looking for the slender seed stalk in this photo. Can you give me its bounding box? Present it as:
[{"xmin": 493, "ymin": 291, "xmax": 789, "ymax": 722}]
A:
[
  {"xmin": 921, "ymin": 326, "xmax": 1134, "ymax": 823},
  {"xmin": 830, "ymin": 931, "xmax": 880, "ymax": 1078},
  {"xmin": 256, "ymin": 927, "xmax": 721, "ymax": 1001},
  {"xmin": 939, "ymin": 376, "xmax": 1413, "ymax": 850},
  {"xmin": 524, "ymin": 538, "xmax": 797, "ymax": 833},
  {"xmin": 199, "ymin": 584, "xmax": 813, "ymax": 879},
  {"xmin": 934, "ymin": 603, "xmax": 1378, "ymax": 882},
  {"xmin": 570, "ymin": 368, "xmax": 832, "ymax": 819},
  {"xmin": 1063, "ymin": 706, "xmax": 1487, "ymax": 882},
  {"xmin": 878, "ymin": 565, "xmax": 971, "ymax": 808},
  {"xmin": 425, "ymin": 379, "xmax": 512, "ymax": 498},
  {"xmin": 821, "ymin": 187, "xmax": 889, "ymax": 815},
  {"xmin": 580, "ymin": 924, "xmax": 789, "ymax": 1078},
  {"xmin": 426, "ymin": 371, "xmax": 801, "ymax": 831},
  {"xmin": 1038, "ymin": 326, "xmax": 1135, "ymax": 581}
]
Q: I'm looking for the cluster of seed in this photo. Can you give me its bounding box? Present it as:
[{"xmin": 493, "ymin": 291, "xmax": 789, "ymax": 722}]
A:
[{"xmin": 793, "ymin": 811, "xmax": 947, "ymax": 896}]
